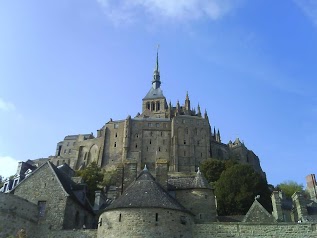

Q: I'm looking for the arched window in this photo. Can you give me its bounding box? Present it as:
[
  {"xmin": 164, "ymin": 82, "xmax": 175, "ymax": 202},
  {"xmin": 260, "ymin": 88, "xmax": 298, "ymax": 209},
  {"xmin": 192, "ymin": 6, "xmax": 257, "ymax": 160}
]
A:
[
  {"xmin": 146, "ymin": 102, "xmax": 150, "ymax": 110},
  {"xmin": 151, "ymin": 102, "xmax": 155, "ymax": 111}
]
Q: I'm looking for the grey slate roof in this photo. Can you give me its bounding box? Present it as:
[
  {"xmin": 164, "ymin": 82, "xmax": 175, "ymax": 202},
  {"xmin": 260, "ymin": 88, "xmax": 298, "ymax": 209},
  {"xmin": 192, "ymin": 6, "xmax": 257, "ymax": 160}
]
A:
[
  {"xmin": 105, "ymin": 169, "xmax": 189, "ymax": 213},
  {"xmin": 168, "ymin": 169, "xmax": 212, "ymax": 190},
  {"xmin": 143, "ymin": 87, "xmax": 165, "ymax": 100}
]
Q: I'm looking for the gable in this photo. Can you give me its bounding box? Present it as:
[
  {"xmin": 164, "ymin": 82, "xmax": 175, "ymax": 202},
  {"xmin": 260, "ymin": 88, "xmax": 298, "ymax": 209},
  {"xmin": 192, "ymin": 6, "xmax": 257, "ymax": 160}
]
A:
[{"xmin": 243, "ymin": 200, "xmax": 275, "ymax": 223}]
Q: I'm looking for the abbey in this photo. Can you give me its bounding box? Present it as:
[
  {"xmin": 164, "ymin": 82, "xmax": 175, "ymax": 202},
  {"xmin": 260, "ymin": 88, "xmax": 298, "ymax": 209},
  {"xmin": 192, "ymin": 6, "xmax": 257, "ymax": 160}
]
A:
[{"xmin": 49, "ymin": 51, "xmax": 264, "ymax": 177}]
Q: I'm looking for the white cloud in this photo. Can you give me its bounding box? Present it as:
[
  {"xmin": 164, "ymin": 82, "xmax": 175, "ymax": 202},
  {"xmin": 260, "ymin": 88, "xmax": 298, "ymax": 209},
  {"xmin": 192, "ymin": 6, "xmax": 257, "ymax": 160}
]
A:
[
  {"xmin": 96, "ymin": 0, "xmax": 243, "ymax": 25},
  {"xmin": 294, "ymin": 0, "xmax": 317, "ymax": 26},
  {"xmin": 0, "ymin": 156, "xmax": 19, "ymax": 178},
  {"xmin": 0, "ymin": 98, "xmax": 15, "ymax": 111}
]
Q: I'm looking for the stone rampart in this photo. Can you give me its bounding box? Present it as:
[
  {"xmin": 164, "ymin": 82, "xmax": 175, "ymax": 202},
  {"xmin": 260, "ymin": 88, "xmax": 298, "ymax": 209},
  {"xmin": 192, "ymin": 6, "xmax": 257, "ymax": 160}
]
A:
[
  {"xmin": 0, "ymin": 193, "xmax": 38, "ymax": 238},
  {"xmin": 33, "ymin": 229, "xmax": 97, "ymax": 238},
  {"xmin": 193, "ymin": 222, "xmax": 317, "ymax": 238}
]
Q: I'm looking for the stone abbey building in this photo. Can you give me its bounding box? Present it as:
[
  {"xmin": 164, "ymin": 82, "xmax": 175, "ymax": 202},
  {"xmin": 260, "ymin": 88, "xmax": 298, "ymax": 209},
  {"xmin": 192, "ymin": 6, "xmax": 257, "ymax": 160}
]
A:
[
  {"xmin": 49, "ymin": 52, "xmax": 264, "ymax": 177},
  {"xmin": 2, "ymin": 53, "xmax": 317, "ymax": 237}
]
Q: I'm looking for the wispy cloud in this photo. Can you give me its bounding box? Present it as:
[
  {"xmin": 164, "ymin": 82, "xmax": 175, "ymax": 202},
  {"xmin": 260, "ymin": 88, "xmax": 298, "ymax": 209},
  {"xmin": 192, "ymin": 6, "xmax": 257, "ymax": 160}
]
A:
[
  {"xmin": 294, "ymin": 0, "xmax": 317, "ymax": 26},
  {"xmin": 0, "ymin": 98, "xmax": 15, "ymax": 111},
  {"xmin": 96, "ymin": 0, "xmax": 244, "ymax": 25}
]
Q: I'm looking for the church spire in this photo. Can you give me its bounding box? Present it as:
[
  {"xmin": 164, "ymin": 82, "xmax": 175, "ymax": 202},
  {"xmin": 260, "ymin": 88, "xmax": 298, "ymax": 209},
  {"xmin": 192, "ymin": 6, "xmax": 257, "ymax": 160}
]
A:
[{"xmin": 152, "ymin": 45, "xmax": 161, "ymax": 89}]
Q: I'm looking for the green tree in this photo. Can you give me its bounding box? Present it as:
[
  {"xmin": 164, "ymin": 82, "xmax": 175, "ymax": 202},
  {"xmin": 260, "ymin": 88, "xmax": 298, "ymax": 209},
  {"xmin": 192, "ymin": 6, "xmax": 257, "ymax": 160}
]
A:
[
  {"xmin": 200, "ymin": 158, "xmax": 226, "ymax": 183},
  {"xmin": 101, "ymin": 169, "xmax": 117, "ymax": 187},
  {"xmin": 215, "ymin": 164, "xmax": 272, "ymax": 216},
  {"xmin": 276, "ymin": 181, "xmax": 304, "ymax": 198},
  {"xmin": 76, "ymin": 162, "xmax": 104, "ymax": 203}
]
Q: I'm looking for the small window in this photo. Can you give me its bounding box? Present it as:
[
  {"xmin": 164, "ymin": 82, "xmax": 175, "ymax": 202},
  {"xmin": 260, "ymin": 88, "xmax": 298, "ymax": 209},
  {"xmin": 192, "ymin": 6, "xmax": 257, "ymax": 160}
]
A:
[
  {"xmin": 184, "ymin": 140, "xmax": 186, "ymax": 145},
  {"xmin": 99, "ymin": 218, "xmax": 102, "ymax": 227},
  {"xmin": 159, "ymin": 147, "xmax": 161, "ymax": 152},
  {"xmin": 38, "ymin": 201, "xmax": 47, "ymax": 217},
  {"xmin": 119, "ymin": 213, "xmax": 122, "ymax": 222},
  {"xmin": 161, "ymin": 131, "xmax": 163, "ymax": 136},
  {"xmin": 150, "ymin": 139, "xmax": 152, "ymax": 144},
  {"xmin": 197, "ymin": 140, "xmax": 200, "ymax": 146},
  {"xmin": 68, "ymin": 149, "xmax": 71, "ymax": 154},
  {"xmin": 115, "ymin": 132, "xmax": 117, "ymax": 138},
  {"xmin": 114, "ymin": 142, "xmax": 117, "ymax": 147},
  {"xmin": 64, "ymin": 149, "xmax": 66, "ymax": 154},
  {"xmin": 156, "ymin": 213, "xmax": 158, "ymax": 222},
  {"xmin": 135, "ymin": 144, "xmax": 138, "ymax": 148}
]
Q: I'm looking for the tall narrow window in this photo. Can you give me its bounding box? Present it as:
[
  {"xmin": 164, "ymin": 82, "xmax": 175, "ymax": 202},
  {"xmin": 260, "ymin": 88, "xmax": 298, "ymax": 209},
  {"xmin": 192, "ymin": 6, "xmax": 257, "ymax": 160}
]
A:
[
  {"xmin": 150, "ymin": 139, "xmax": 152, "ymax": 144},
  {"xmin": 99, "ymin": 218, "xmax": 103, "ymax": 227},
  {"xmin": 115, "ymin": 133, "xmax": 117, "ymax": 138},
  {"xmin": 156, "ymin": 213, "xmax": 158, "ymax": 221},
  {"xmin": 114, "ymin": 142, "xmax": 117, "ymax": 147},
  {"xmin": 147, "ymin": 102, "xmax": 150, "ymax": 110},
  {"xmin": 135, "ymin": 143, "xmax": 138, "ymax": 148},
  {"xmin": 119, "ymin": 214, "xmax": 122, "ymax": 222},
  {"xmin": 184, "ymin": 140, "xmax": 186, "ymax": 145},
  {"xmin": 159, "ymin": 147, "xmax": 161, "ymax": 152},
  {"xmin": 38, "ymin": 201, "xmax": 46, "ymax": 217}
]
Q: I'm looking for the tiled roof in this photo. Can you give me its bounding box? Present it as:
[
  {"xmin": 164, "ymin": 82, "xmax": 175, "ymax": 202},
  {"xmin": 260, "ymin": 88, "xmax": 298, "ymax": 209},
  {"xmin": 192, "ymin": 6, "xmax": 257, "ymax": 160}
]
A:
[{"xmin": 105, "ymin": 169, "xmax": 189, "ymax": 213}]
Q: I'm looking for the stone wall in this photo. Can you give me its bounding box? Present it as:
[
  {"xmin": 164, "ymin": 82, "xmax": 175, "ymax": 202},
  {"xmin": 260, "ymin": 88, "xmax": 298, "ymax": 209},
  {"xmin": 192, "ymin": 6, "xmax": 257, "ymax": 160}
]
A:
[
  {"xmin": 0, "ymin": 193, "xmax": 38, "ymax": 238},
  {"xmin": 33, "ymin": 229, "xmax": 97, "ymax": 238},
  {"xmin": 193, "ymin": 223, "xmax": 317, "ymax": 238},
  {"xmin": 97, "ymin": 208, "xmax": 193, "ymax": 238},
  {"xmin": 13, "ymin": 163, "xmax": 68, "ymax": 230},
  {"xmin": 175, "ymin": 189, "xmax": 217, "ymax": 223}
]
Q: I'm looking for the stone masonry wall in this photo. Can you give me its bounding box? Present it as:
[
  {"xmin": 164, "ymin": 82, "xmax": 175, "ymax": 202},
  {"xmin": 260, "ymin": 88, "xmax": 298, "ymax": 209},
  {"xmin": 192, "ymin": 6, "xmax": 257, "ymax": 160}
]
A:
[
  {"xmin": 0, "ymin": 193, "xmax": 38, "ymax": 238},
  {"xmin": 13, "ymin": 163, "xmax": 68, "ymax": 230},
  {"xmin": 193, "ymin": 223, "xmax": 317, "ymax": 238},
  {"xmin": 98, "ymin": 208, "xmax": 193, "ymax": 238},
  {"xmin": 33, "ymin": 229, "xmax": 97, "ymax": 238}
]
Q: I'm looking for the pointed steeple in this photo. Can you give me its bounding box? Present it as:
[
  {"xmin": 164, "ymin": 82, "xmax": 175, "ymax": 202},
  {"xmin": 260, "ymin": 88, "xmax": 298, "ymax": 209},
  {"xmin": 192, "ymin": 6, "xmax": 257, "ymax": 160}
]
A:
[
  {"xmin": 185, "ymin": 91, "xmax": 190, "ymax": 113},
  {"xmin": 213, "ymin": 127, "xmax": 216, "ymax": 137},
  {"xmin": 152, "ymin": 45, "xmax": 161, "ymax": 89},
  {"xmin": 216, "ymin": 129, "xmax": 221, "ymax": 143},
  {"xmin": 204, "ymin": 109, "xmax": 208, "ymax": 119},
  {"xmin": 197, "ymin": 103, "xmax": 201, "ymax": 117}
]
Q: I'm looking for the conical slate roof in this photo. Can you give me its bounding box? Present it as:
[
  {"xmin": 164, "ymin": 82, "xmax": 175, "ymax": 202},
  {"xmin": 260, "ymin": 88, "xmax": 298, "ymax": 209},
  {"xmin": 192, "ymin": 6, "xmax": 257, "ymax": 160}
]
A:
[
  {"xmin": 105, "ymin": 168, "xmax": 187, "ymax": 212},
  {"xmin": 191, "ymin": 168, "xmax": 212, "ymax": 189}
]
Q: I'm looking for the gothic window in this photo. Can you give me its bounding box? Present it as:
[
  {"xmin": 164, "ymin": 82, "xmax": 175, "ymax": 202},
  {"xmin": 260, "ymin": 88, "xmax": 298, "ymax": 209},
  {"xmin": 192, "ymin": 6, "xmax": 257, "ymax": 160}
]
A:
[
  {"xmin": 151, "ymin": 102, "xmax": 155, "ymax": 111},
  {"xmin": 156, "ymin": 101, "xmax": 160, "ymax": 111},
  {"xmin": 147, "ymin": 102, "xmax": 150, "ymax": 110},
  {"xmin": 38, "ymin": 201, "xmax": 47, "ymax": 217}
]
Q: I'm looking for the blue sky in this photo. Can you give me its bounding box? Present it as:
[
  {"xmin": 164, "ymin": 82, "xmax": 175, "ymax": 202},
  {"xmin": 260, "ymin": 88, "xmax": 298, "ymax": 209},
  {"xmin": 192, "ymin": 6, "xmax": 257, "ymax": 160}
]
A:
[{"xmin": 0, "ymin": 0, "xmax": 316, "ymax": 186}]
